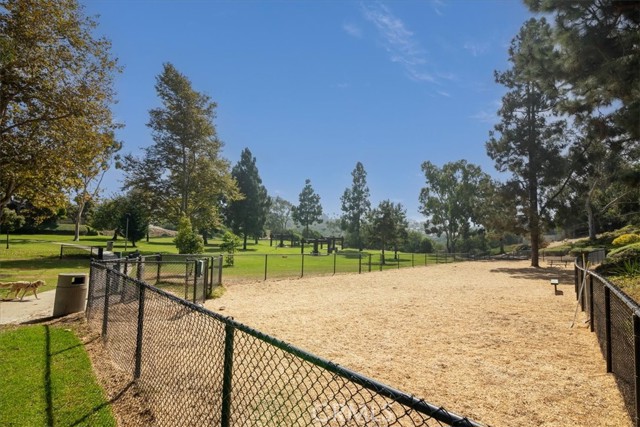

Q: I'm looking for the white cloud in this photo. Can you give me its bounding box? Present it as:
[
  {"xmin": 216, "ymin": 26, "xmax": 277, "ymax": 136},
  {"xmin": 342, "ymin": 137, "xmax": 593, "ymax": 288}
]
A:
[
  {"xmin": 463, "ymin": 41, "xmax": 490, "ymax": 57},
  {"xmin": 430, "ymin": 0, "xmax": 445, "ymax": 16},
  {"xmin": 342, "ymin": 22, "xmax": 363, "ymax": 38},
  {"xmin": 361, "ymin": 3, "xmax": 435, "ymax": 84},
  {"xmin": 470, "ymin": 110, "xmax": 497, "ymax": 124},
  {"xmin": 436, "ymin": 90, "xmax": 451, "ymax": 98}
]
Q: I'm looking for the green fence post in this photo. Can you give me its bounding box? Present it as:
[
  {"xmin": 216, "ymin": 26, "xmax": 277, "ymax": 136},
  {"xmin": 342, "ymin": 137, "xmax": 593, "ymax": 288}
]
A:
[
  {"xmin": 605, "ymin": 287, "xmax": 612, "ymax": 373},
  {"xmin": 333, "ymin": 252, "xmax": 337, "ymax": 275},
  {"xmin": 301, "ymin": 253, "xmax": 305, "ymax": 278},
  {"xmin": 358, "ymin": 254, "xmax": 362, "ymax": 274},
  {"xmin": 264, "ymin": 254, "xmax": 268, "ymax": 281},
  {"xmin": 633, "ymin": 313, "xmax": 640, "ymax": 427},
  {"xmin": 221, "ymin": 324, "xmax": 235, "ymax": 427},
  {"xmin": 368, "ymin": 254, "xmax": 372, "ymax": 272},
  {"xmin": 101, "ymin": 269, "xmax": 112, "ymax": 338},
  {"xmin": 589, "ymin": 275, "xmax": 594, "ymax": 332},
  {"xmin": 134, "ymin": 285, "xmax": 146, "ymax": 379}
]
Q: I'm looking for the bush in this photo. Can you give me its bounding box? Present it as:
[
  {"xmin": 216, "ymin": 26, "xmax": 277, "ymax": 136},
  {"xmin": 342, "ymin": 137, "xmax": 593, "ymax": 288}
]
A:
[
  {"xmin": 174, "ymin": 216, "xmax": 204, "ymax": 254},
  {"xmin": 612, "ymin": 233, "xmax": 640, "ymax": 247},
  {"xmin": 596, "ymin": 243, "xmax": 640, "ymax": 275},
  {"xmin": 220, "ymin": 231, "xmax": 241, "ymax": 266}
]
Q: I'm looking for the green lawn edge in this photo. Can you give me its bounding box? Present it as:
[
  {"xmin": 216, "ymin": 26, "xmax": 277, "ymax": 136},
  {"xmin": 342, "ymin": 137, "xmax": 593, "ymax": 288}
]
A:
[{"xmin": 0, "ymin": 325, "xmax": 116, "ymax": 427}]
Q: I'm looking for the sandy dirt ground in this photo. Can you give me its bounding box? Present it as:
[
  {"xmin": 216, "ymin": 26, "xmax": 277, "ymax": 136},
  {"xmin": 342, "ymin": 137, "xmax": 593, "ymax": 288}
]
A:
[{"xmin": 205, "ymin": 259, "xmax": 631, "ymax": 427}]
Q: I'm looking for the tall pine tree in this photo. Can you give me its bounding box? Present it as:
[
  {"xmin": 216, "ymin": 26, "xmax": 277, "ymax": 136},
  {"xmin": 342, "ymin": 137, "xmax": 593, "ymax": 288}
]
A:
[
  {"xmin": 292, "ymin": 179, "xmax": 323, "ymax": 238},
  {"xmin": 225, "ymin": 148, "xmax": 270, "ymax": 250},
  {"xmin": 340, "ymin": 162, "xmax": 371, "ymax": 250},
  {"xmin": 122, "ymin": 63, "xmax": 240, "ymax": 232},
  {"xmin": 486, "ymin": 18, "xmax": 569, "ymax": 267}
]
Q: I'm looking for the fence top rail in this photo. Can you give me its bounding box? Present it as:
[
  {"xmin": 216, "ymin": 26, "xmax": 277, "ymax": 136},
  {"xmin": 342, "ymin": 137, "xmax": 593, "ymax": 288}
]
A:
[
  {"xmin": 93, "ymin": 261, "xmax": 485, "ymax": 427},
  {"xmin": 574, "ymin": 258, "xmax": 640, "ymax": 317}
]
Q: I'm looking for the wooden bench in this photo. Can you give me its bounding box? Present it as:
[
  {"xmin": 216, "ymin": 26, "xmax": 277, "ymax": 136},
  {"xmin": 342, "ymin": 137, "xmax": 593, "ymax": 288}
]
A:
[{"xmin": 548, "ymin": 259, "xmax": 570, "ymax": 268}]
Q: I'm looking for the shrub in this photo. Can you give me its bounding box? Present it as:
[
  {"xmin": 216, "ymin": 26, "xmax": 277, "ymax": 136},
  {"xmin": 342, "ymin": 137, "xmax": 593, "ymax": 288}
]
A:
[
  {"xmin": 220, "ymin": 231, "xmax": 241, "ymax": 266},
  {"xmin": 596, "ymin": 243, "xmax": 640, "ymax": 275},
  {"xmin": 612, "ymin": 233, "xmax": 640, "ymax": 247},
  {"xmin": 174, "ymin": 216, "xmax": 204, "ymax": 254}
]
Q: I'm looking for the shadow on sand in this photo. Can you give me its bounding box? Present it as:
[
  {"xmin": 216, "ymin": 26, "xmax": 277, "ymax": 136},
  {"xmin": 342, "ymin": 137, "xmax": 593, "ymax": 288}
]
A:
[{"xmin": 490, "ymin": 265, "xmax": 574, "ymax": 283}]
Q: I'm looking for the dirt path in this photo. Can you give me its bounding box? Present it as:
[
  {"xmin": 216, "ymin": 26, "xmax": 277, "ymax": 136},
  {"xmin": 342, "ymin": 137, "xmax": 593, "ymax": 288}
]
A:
[{"xmin": 205, "ymin": 259, "xmax": 630, "ymax": 427}]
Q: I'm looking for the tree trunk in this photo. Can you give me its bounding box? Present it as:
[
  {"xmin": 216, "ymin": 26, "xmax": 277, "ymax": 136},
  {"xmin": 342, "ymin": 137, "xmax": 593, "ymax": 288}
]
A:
[
  {"xmin": 243, "ymin": 233, "xmax": 247, "ymax": 250},
  {"xmin": 586, "ymin": 201, "xmax": 597, "ymax": 241},
  {"xmin": 73, "ymin": 201, "xmax": 85, "ymax": 241},
  {"xmin": 527, "ymin": 82, "xmax": 540, "ymax": 268},
  {"xmin": 586, "ymin": 182, "xmax": 598, "ymax": 241},
  {"xmin": 202, "ymin": 230, "xmax": 208, "ymax": 245}
]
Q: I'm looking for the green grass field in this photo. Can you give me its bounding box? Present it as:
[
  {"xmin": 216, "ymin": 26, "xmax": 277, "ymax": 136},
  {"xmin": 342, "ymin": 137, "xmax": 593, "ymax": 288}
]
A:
[
  {"xmin": 0, "ymin": 325, "xmax": 116, "ymax": 427},
  {"xmin": 0, "ymin": 233, "xmax": 456, "ymax": 291}
]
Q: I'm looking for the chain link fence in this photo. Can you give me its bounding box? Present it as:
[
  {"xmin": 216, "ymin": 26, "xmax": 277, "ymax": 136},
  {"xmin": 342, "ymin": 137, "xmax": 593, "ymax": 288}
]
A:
[
  {"xmin": 86, "ymin": 261, "xmax": 485, "ymax": 427},
  {"xmin": 96, "ymin": 255, "xmax": 219, "ymax": 303},
  {"xmin": 574, "ymin": 251, "xmax": 640, "ymax": 427},
  {"xmin": 220, "ymin": 251, "xmax": 479, "ymax": 284}
]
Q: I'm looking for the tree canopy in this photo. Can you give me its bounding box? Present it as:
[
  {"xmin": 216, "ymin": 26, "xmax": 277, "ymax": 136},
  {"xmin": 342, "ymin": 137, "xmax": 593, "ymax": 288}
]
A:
[
  {"xmin": 0, "ymin": 0, "xmax": 120, "ymax": 225},
  {"xmin": 225, "ymin": 148, "xmax": 270, "ymax": 250},
  {"xmin": 122, "ymin": 62, "xmax": 240, "ymax": 231},
  {"xmin": 486, "ymin": 18, "xmax": 569, "ymax": 267},
  {"xmin": 292, "ymin": 179, "xmax": 323, "ymax": 238},
  {"xmin": 340, "ymin": 162, "xmax": 371, "ymax": 250},
  {"xmin": 265, "ymin": 196, "xmax": 294, "ymax": 234},
  {"xmin": 367, "ymin": 200, "xmax": 408, "ymax": 262},
  {"xmin": 525, "ymin": 0, "xmax": 640, "ymax": 141},
  {"xmin": 419, "ymin": 160, "xmax": 490, "ymax": 253}
]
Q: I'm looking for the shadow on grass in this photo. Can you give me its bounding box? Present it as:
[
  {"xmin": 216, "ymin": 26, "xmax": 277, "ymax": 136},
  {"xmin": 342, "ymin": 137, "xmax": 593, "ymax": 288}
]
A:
[
  {"xmin": 0, "ymin": 257, "xmax": 91, "ymax": 269},
  {"xmin": 490, "ymin": 266, "xmax": 574, "ymax": 282},
  {"xmin": 45, "ymin": 326, "xmax": 54, "ymax": 427},
  {"xmin": 69, "ymin": 382, "xmax": 133, "ymax": 427},
  {"xmin": 43, "ymin": 326, "xmax": 124, "ymax": 427}
]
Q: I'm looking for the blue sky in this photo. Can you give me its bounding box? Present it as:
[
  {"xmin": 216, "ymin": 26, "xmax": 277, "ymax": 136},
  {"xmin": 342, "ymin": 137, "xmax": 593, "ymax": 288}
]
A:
[{"xmin": 84, "ymin": 0, "xmax": 534, "ymax": 221}]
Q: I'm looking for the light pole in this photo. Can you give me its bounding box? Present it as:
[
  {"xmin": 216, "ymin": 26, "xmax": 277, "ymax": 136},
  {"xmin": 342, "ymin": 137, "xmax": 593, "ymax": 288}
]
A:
[{"xmin": 124, "ymin": 213, "xmax": 130, "ymax": 253}]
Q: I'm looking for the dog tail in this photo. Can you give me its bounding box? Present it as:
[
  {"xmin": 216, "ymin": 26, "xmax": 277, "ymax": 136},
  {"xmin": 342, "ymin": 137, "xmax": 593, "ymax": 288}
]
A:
[{"xmin": 0, "ymin": 282, "xmax": 12, "ymax": 288}]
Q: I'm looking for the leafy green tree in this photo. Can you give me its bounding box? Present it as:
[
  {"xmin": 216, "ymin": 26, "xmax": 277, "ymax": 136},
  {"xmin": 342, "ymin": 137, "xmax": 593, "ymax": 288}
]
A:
[
  {"xmin": 340, "ymin": 162, "xmax": 371, "ymax": 250},
  {"xmin": 292, "ymin": 179, "xmax": 323, "ymax": 238},
  {"xmin": 525, "ymin": 0, "xmax": 640, "ymax": 142},
  {"xmin": 486, "ymin": 18, "xmax": 570, "ymax": 267},
  {"xmin": 90, "ymin": 191, "xmax": 149, "ymax": 246},
  {"xmin": 90, "ymin": 197, "xmax": 122, "ymax": 240},
  {"xmin": 0, "ymin": 0, "xmax": 120, "ymax": 226},
  {"xmin": 475, "ymin": 180, "xmax": 524, "ymax": 255},
  {"xmin": 367, "ymin": 200, "xmax": 408, "ymax": 263},
  {"xmin": 225, "ymin": 148, "xmax": 270, "ymax": 250},
  {"xmin": 174, "ymin": 215, "xmax": 204, "ymax": 254},
  {"xmin": 419, "ymin": 160, "xmax": 490, "ymax": 253},
  {"xmin": 70, "ymin": 132, "xmax": 121, "ymax": 241},
  {"xmin": 265, "ymin": 196, "xmax": 294, "ymax": 234},
  {"xmin": 1, "ymin": 207, "xmax": 24, "ymax": 249},
  {"xmin": 122, "ymin": 63, "xmax": 240, "ymax": 230},
  {"xmin": 401, "ymin": 230, "xmax": 434, "ymax": 254}
]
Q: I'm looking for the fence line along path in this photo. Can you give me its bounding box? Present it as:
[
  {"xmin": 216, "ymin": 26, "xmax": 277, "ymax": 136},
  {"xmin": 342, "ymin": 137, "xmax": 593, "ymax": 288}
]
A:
[
  {"xmin": 87, "ymin": 260, "xmax": 485, "ymax": 427},
  {"xmin": 207, "ymin": 259, "xmax": 632, "ymax": 427}
]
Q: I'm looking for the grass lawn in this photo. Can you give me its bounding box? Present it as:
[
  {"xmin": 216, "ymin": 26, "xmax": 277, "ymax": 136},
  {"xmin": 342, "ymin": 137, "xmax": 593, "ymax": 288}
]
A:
[
  {"xmin": 0, "ymin": 325, "xmax": 116, "ymax": 427},
  {"xmin": 0, "ymin": 233, "xmax": 454, "ymax": 290}
]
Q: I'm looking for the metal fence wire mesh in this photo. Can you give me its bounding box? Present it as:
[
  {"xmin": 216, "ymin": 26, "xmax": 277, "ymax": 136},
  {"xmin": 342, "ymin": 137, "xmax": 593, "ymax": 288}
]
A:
[
  {"xmin": 575, "ymin": 258, "xmax": 640, "ymax": 427},
  {"xmin": 86, "ymin": 261, "xmax": 485, "ymax": 427}
]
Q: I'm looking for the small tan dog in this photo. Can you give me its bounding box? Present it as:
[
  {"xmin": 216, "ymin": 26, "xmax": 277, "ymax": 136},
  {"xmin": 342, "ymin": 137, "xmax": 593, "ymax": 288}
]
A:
[{"xmin": 0, "ymin": 280, "xmax": 45, "ymax": 300}]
